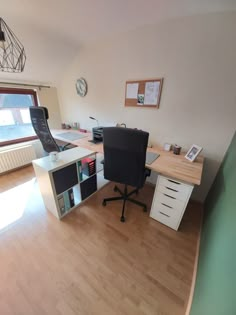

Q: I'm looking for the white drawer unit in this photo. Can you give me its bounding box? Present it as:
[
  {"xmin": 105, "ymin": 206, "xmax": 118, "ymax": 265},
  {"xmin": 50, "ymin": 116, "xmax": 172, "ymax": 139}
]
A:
[{"xmin": 150, "ymin": 175, "xmax": 193, "ymax": 230}]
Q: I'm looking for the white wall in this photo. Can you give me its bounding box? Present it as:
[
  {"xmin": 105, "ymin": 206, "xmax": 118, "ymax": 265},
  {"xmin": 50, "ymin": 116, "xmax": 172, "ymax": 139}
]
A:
[{"xmin": 57, "ymin": 12, "xmax": 236, "ymax": 202}]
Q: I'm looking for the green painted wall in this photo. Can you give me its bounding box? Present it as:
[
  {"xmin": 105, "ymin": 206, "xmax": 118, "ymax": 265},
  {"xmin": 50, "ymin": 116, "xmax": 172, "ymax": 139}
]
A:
[{"xmin": 190, "ymin": 131, "xmax": 236, "ymax": 315}]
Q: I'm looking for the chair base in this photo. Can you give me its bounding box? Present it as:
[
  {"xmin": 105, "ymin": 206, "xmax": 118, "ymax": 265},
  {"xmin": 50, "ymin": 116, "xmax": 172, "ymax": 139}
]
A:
[{"xmin": 102, "ymin": 185, "xmax": 147, "ymax": 222}]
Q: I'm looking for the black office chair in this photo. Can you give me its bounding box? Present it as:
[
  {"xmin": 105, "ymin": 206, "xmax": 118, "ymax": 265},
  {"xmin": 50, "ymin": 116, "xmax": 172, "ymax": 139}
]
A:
[
  {"xmin": 29, "ymin": 106, "xmax": 73, "ymax": 153},
  {"xmin": 102, "ymin": 127, "xmax": 150, "ymax": 222}
]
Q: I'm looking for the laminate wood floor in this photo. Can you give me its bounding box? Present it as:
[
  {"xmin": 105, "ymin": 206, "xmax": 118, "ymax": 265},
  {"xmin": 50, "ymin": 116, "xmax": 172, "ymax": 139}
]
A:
[{"xmin": 0, "ymin": 166, "xmax": 202, "ymax": 315}]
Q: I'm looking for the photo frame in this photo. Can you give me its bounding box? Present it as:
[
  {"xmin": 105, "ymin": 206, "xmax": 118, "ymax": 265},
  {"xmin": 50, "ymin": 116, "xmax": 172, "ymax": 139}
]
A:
[{"xmin": 185, "ymin": 144, "xmax": 202, "ymax": 162}]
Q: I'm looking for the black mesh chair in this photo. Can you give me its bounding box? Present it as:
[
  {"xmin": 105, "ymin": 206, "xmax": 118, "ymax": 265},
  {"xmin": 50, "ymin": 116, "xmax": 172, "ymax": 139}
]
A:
[
  {"xmin": 102, "ymin": 127, "xmax": 150, "ymax": 222},
  {"xmin": 29, "ymin": 106, "xmax": 73, "ymax": 153}
]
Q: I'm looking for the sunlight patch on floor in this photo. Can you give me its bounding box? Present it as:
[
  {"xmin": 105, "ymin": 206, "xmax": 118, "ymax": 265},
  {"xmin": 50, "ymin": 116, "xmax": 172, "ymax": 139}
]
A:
[{"xmin": 0, "ymin": 178, "xmax": 35, "ymax": 230}]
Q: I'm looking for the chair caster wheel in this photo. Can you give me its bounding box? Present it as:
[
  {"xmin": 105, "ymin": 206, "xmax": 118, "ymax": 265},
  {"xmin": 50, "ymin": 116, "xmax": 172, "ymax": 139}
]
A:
[
  {"xmin": 120, "ymin": 216, "xmax": 125, "ymax": 222},
  {"xmin": 143, "ymin": 206, "xmax": 147, "ymax": 212},
  {"xmin": 114, "ymin": 186, "xmax": 118, "ymax": 192},
  {"xmin": 102, "ymin": 200, "xmax": 106, "ymax": 206}
]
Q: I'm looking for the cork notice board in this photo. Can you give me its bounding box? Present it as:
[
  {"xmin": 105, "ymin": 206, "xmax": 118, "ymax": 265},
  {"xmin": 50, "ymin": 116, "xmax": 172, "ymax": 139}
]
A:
[{"xmin": 125, "ymin": 78, "xmax": 163, "ymax": 108}]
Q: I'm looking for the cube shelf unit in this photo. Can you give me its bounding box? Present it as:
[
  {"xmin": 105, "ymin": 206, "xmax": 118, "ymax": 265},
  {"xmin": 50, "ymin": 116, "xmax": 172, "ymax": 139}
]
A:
[{"xmin": 33, "ymin": 147, "xmax": 106, "ymax": 219}]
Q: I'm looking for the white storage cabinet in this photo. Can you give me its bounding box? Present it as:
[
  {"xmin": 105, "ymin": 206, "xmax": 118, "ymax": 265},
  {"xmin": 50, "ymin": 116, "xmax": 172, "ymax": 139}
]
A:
[
  {"xmin": 150, "ymin": 175, "xmax": 193, "ymax": 230},
  {"xmin": 33, "ymin": 147, "xmax": 98, "ymax": 219}
]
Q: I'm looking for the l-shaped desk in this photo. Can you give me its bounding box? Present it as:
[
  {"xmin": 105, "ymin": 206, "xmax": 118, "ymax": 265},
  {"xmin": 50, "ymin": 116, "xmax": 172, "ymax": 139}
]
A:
[{"xmin": 51, "ymin": 129, "xmax": 204, "ymax": 230}]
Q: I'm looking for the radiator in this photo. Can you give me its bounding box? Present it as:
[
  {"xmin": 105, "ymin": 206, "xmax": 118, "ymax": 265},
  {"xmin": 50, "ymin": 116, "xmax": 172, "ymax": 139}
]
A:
[{"xmin": 0, "ymin": 145, "xmax": 36, "ymax": 174}]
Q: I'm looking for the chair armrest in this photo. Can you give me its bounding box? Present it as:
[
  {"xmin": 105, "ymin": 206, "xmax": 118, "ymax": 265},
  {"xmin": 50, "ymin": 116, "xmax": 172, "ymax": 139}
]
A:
[{"xmin": 60, "ymin": 143, "xmax": 76, "ymax": 151}]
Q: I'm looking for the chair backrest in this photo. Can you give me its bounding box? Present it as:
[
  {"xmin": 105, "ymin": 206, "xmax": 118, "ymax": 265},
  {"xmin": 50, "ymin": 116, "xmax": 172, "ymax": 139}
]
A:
[
  {"xmin": 103, "ymin": 127, "xmax": 149, "ymax": 188},
  {"xmin": 29, "ymin": 106, "xmax": 60, "ymax": 153}
]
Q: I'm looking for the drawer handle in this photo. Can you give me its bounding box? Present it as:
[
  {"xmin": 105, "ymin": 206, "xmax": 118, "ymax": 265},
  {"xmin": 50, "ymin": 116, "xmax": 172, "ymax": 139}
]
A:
[
  {"xmin": 165, "ymin": 186, "xmax": 178, "ymax": 193},
  {"xmin": 164, "ymin": 193, "xmax": 176, "ymax": 199},
  {"xmin": 159, "ymin": 211, "xmax": 170, "ymax": 218},
  {"xmin": 161, "ymin": 203, "xmax": 173, "ymax": 209},
  {"xmin": 168, "ymin": 179, "xmax": 180, "ymax": 185}
]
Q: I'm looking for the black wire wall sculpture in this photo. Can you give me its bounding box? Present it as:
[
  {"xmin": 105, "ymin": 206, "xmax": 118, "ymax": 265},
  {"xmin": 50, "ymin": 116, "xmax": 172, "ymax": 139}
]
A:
[{"xmin": 0, "ymin": 18, "xmax": 26, "ymax": 73}]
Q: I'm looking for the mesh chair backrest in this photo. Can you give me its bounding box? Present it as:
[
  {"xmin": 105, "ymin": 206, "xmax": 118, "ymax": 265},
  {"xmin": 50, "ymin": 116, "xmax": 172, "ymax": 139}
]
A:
[
  {"xmin": 29, "ymin": 106, "xmax": 60, "ymax": 153},
  {"xmin": 103, "ymin": 127, "xmax": 149, "ymax": 188}
]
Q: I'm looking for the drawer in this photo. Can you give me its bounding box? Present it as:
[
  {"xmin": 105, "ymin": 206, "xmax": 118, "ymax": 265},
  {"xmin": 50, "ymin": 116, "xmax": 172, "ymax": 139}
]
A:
[
  {"xmin": 158, "ymin": 176, "xmax": 193, "ymax": 195},
  {"xmin": 151, "ymin": 200, "xmax": 183, "ymax": 217},
  {"xmin": 157, "ymin": 184, "xmax": 190, "ymax": 201},
  {"xmin": 154, "ymin": 190, "xmax": 185, "ymax": 211},
  {"xmin": 150, "ymin": 208, "xmax": 180, "ymax": 231}
]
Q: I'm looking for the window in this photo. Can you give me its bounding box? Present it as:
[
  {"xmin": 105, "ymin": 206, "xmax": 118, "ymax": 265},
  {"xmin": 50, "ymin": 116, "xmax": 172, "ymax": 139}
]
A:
[{"xmin": 0, "ymin": 88, "xmax": 38, "ymax": 146}]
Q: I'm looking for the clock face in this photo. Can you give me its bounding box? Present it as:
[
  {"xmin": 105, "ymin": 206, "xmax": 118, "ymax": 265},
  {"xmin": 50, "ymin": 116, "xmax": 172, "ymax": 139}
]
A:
[{"xmin": 76, "ymin": 78, "xmax": 87, "ymax": 97}]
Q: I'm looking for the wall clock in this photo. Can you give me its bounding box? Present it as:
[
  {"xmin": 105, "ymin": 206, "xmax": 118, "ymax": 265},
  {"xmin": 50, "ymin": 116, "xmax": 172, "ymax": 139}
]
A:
[{"xmin": 76, "ymin": 78, "xmax": 87, "ymax": 97}]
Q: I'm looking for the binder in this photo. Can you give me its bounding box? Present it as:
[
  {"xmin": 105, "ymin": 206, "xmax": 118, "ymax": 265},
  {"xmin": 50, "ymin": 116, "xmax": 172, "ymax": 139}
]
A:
[
  {"xmin": 58, "ymin": 195, "xmax": 66, "ymax": 216},
  {"xmin": 77, "ymin": 160, "xmax": 83, "ymax": 181},
  {"xmin": 68, "ymin": 188, "xmax": 75, "ymax": 208},
  {"xmin": 63, "ymin": 191, "xmax": 71, "ymax": 211}
]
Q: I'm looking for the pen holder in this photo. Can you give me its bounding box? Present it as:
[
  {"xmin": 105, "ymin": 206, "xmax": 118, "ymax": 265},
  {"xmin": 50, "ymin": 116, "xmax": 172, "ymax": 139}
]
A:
[{"xmin": 173, "ymin": 144, "xmax": 181, "ymax": 155}]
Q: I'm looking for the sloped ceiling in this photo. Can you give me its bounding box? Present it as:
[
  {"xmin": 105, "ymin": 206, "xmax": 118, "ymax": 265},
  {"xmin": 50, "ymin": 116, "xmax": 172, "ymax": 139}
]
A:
[{"xmin": 0, "ymin": 0, "xmax": 235, "ymax": 85}]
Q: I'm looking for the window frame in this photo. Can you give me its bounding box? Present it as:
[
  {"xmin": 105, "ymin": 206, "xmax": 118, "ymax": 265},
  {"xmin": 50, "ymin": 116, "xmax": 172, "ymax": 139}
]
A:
[{"xmin": 0, "ymin": 87, "xmax": 39, "ymax": 146}]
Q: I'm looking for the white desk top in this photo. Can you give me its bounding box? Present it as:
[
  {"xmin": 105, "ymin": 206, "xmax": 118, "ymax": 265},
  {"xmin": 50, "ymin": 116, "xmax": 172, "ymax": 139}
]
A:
[{"xmin": 32, "ymin": 147, "xmax": 95, "ymax": 172}]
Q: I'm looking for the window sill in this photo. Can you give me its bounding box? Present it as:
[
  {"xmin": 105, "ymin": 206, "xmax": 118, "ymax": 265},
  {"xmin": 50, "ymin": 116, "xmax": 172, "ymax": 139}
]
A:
[{"xmin": 0, "ymin": 136, "xmax": 38, "ymax": 147}]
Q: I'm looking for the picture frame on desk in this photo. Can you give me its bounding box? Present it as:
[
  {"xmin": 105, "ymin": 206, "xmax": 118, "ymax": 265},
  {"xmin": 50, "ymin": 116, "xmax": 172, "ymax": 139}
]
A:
[{"xmin": 185, "ymin": 144, "xmax": 202, "ymax": 162}]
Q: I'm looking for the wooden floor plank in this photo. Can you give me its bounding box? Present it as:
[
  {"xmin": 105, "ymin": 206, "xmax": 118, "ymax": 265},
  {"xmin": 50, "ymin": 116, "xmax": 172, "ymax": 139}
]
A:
[{"xmin": 0, "ymin": 166, "xmax": 202, "ymax": 315}]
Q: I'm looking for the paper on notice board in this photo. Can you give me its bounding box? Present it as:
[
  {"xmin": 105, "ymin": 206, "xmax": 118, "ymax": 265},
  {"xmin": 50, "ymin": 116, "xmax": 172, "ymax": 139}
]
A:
[
  {"xmin": 126, "ymin": 83, "xmax": 139, "ymax": 99},
  {"xmin": 144, "ymin": 81, "xmax": 160, "ymax": 105}
]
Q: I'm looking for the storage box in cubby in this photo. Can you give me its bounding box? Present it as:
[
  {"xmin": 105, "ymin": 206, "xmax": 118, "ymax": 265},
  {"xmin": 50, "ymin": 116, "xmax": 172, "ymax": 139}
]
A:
[{"xmin": 82, "ymin": 157, "xmax": 96, "ymax": 176}]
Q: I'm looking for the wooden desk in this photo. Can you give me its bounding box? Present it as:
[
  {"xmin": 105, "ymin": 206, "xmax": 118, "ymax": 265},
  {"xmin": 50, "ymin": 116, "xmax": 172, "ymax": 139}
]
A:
[
  {"xmin": 53, "ymin": 129, "xmax": 204, "ymax": 230},
  {"xmin": 53, "ymin": 129, "xmax": 203, "ymax": 185}
]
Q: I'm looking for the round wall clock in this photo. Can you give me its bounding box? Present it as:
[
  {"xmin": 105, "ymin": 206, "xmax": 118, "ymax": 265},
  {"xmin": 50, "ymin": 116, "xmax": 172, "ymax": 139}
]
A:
[{"xmin": 76, "ymin": 78, "xmax": 87, "ymax": 97}]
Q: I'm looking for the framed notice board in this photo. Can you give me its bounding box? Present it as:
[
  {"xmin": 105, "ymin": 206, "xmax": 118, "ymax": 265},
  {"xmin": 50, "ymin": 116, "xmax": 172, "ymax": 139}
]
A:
[{"xmin": 125, "ymin": 78, "xmax": 163, "ymax": 108}]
